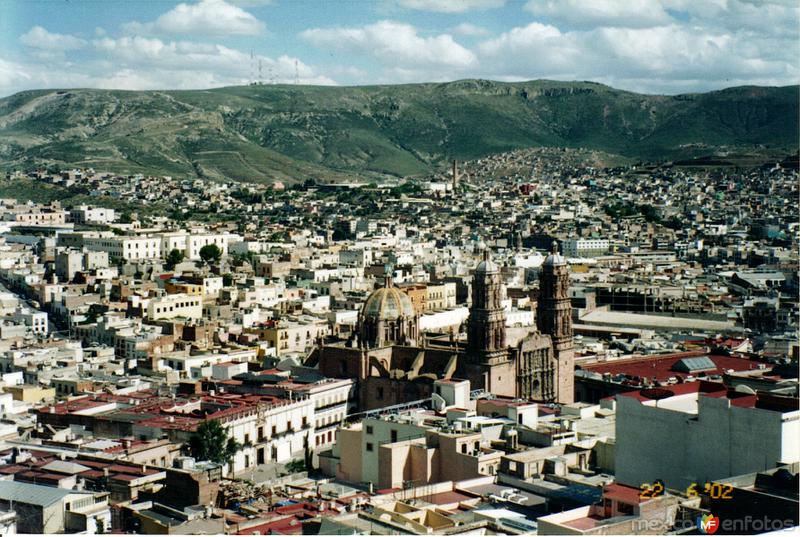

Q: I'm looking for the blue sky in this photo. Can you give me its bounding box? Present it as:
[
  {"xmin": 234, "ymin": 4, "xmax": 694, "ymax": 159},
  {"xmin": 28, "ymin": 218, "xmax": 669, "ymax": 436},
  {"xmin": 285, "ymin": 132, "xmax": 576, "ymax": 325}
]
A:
[{"xmin": 0, "ymin": 0, "xmax": 797, "ymax": 97}]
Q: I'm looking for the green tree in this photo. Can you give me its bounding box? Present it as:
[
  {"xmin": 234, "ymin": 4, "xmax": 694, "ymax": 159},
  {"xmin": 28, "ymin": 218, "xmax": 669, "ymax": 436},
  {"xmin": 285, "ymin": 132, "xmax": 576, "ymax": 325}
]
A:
[
  {"xmin": 199, "ymin": 244, "xmax": 222, "ymax": 265},
  {"xmin": 189, "ymin": 420, "xmax": 240, "ymax": 466},
  {"xmin": 165, "ymin": 249, "xmax": 185, "ymax": 270}
]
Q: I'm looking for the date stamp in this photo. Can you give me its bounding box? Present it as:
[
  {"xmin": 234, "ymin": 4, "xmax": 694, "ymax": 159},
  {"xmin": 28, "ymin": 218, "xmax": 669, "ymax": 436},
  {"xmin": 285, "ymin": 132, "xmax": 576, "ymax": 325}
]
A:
[{"xmin": 639, "ymin": 481, "xmax": 734, "ymax": 499}]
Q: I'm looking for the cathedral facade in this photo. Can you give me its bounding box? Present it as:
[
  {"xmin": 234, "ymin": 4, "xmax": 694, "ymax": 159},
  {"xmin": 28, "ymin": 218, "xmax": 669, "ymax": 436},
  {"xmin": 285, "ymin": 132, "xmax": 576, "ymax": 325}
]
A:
[{"xmin": 308, "ymin": 244, "xmax": 574, "ymax": 410}]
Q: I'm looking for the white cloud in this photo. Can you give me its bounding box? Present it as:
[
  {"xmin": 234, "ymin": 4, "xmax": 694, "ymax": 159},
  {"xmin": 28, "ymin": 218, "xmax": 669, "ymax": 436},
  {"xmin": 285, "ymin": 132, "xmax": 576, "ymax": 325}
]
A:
[
  {"xmin": 0, "ymin": 35, "xmax": 336, "ymax": 97},
  {"xmin": 300, "ymin": 20, "xmax": 476, "ymax": 69},
  {"xmin": 91, "ymin": 36, "xmax": 335, "ymax": 85},
  {"xmin": 397, "ymin": 0, "xmax": 504, "ymax": 12},
  {"xmin": 477, "ymin": 20, "xmax": 799, "ymax": 93},
  {"xmin": 122, "ymin": 0, "xmax": 265, "ymax": 36},
  {"xmin": 663, "ymin": 0, "xmax": 800, "ymax": 36},
  {"xmin": 524, "ymin": 0, "xmax": 673, "ymax": 29},
  {"xmin": 226, "ymin": 0, "xmax": 273, "ymax": 5},
  {"xmin": 451, "ymin": 22, "xmax": 490, "ymax": 36},
  {"xmin": 19, "ymin": 26, "xmax": 87, "ymax": 50}
]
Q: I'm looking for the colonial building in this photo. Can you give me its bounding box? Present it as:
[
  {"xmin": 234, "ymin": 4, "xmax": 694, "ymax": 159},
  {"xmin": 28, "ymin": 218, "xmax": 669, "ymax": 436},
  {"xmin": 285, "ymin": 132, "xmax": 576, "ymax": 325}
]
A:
[{"xmin": 308, "ymin": 244, "xmax": 575, "ymax": 410}]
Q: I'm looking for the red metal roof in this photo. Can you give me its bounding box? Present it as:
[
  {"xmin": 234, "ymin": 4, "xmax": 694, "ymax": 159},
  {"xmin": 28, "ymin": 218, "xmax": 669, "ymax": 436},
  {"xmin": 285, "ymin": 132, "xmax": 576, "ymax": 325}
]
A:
[
  {"xmin": 581, "ymin": 351, "xmax": 763, "ymax": 384},
  {"xmin": 603, "ymin": 483, "xmax": 645, "ymax": 505}
]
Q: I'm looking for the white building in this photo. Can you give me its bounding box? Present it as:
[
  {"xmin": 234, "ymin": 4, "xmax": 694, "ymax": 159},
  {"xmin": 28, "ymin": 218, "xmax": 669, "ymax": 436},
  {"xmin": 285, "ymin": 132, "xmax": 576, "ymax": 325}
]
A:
[
  {"xmin": 11, "ymin": 306, "xmax": 48, "ymax": 335},
  {"xmin": 227, "ymin": 373, "xmax": 356, "ymax": 451},
  {"xmin": 70, "ymin": 205, "xmax": 116, "ymax": 225},
  {"xmin": 186, "ymin": 232, "xmax": 238, "ymax": 261},
  {"xmin": 562, "ymin": 239, "xmax": 610, "ymax": 258},
  {"xmin": 84, "ymin": 236, "xmax": 161, "ymax": 261},
  {"xmin": 615, "ymin": 382, "xmax": 800, "ymax": 490},
  {"xmin": 221, "ymin": 397, "xmax": 315, "ymax": 473}
]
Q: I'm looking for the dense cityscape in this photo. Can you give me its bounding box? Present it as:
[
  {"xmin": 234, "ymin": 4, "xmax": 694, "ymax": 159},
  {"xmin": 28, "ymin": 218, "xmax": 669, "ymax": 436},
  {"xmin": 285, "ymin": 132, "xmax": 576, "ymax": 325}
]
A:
[
  {"xmin": 0, "ymin": 0, "xmax": 798, "ymax": 534},
  {"xmin": 0, "ymin": 145, "xmax": 796, "ymax": 534}
]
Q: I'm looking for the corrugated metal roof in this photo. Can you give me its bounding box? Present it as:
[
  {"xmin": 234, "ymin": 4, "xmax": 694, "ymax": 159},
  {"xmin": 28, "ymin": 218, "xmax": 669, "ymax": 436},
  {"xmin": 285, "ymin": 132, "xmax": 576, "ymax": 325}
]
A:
[
  {"xmin": 673, "ymin": 356, "xmax": 717, "ymax": 373},
  {"xmin": 0, "ymin": 480, "xmax": 89, "ymax": 507},
  {"xmin": 41, "ymin": 460, "xmax": 92, "ymax": 475}
]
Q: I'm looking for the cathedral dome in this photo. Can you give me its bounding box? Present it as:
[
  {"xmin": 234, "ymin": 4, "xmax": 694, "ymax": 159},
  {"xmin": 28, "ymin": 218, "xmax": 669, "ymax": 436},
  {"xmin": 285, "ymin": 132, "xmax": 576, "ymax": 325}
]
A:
[
  {"xmin": 361, "ymin": 286, "xmax": 416, "ymax": 321},
  {"xmin": 543, "ymin": 241, "xmax": 566, "ymax": 268}
]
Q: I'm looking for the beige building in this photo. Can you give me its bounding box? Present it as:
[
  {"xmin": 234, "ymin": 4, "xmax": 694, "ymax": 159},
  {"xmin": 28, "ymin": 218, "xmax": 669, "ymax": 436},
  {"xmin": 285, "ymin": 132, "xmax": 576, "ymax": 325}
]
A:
[
  {"xmin": 537, "ymin": 483, "xmax": 689, "ymax": 535},
  {"xmin": 323, "ymin": 379, "xmax": 511, "ymax": 490},
  {"xmin": 12, "ymin": 210, "xmax": 68, "ymax": 225},
  {"xmin": 5, "ymin": 384, "xmax": 56, "ymax": 403},
  {"xmin": 252, "ymin": 317, "xmax": 330, "ymax": 357},
  {"xmin": 146, "ymin": 293, "xmax": 202, "ymax": 321},
  {"xmin": 425, "ymin": 281, "xmax": 457, "ymax": 311}
]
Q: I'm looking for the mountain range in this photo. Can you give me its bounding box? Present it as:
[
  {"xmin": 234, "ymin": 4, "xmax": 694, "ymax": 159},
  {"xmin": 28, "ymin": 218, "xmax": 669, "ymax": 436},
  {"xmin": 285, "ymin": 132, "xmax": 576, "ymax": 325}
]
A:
[{"xmin": 0, "ymin": 80, "xmax": 796, "ymax": 183}]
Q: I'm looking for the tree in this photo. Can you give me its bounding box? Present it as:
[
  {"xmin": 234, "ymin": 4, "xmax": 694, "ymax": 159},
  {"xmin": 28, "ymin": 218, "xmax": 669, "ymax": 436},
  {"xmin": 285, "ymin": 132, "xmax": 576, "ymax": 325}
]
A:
[
  {"xmin": 189, "ymin": 420, "xmax": 240, "ymax": 466},
  {"xmin": 165, "ymin": 249, "xmax": 184, "ymax": 270},
  {"xmin": 199, "ymin": 244, "xmax": 222, "ymax": 265},
  {"xmin": 303, "ymin": 433, "xmax": 313, "ymax": 471}
]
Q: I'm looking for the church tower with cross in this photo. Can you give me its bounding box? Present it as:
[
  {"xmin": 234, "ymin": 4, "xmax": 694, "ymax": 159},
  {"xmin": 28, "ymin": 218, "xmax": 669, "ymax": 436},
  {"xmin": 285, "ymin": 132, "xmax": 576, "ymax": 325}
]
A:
[{"xmin": 536, "ymin": 242, "xmax": 575, "ymax": 403}]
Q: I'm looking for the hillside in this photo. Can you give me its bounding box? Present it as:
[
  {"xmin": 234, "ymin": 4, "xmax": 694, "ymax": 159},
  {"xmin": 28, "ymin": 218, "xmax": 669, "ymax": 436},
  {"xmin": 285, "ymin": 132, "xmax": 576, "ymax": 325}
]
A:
[{"xmin": 0, "ymin": 80, "xmax": 796, "ymax": 183}]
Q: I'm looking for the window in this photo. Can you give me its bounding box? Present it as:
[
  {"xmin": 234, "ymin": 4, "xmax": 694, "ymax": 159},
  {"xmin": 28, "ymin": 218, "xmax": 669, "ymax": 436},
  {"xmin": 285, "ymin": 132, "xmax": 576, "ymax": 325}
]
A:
[
  {"xmin": 366, "ymin": 442, "xmax": 374, "ymax": 452},
  {"xmin": 390, "ymin": 430, "xmax": 398, "ymax": 443},
  {"xmin": 376, "ymin": 387, "xmax": 384, "ymax": 400},
  {"xmin": 366, "ymin": 425, "xmax": 373, "ymax": 435},
  {"xmin": 617, "ymin": 502, "xmax": 634, "ymax": 516},
  {"xmin": 461, "ymin": 444, "xmax": 467, "ymax": 454}
]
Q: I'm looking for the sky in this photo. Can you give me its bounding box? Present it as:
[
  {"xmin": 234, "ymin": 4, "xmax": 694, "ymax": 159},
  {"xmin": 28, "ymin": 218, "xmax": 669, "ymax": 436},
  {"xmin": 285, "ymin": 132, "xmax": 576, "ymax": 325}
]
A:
[{"xmin": 0, "ymin": 0, "xmax": 798, "ymax": 97}]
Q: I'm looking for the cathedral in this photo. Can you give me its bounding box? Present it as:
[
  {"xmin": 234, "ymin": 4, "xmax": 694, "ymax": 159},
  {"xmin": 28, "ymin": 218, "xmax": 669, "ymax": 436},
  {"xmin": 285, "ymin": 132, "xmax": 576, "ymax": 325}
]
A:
[{"xmin": 307, "ymin": 243, "xmax": 574, "ymax": 410}]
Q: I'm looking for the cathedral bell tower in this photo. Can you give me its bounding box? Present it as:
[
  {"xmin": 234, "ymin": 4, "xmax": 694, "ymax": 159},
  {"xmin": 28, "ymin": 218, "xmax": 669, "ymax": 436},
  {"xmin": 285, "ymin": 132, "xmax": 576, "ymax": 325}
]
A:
[
  {"xmin": 467, "ymin": 245, "xmax": 508, "ymax": 365},
  {"xmin": 536, "ymin": 242, "xmax": 575, "ymax": 403}
]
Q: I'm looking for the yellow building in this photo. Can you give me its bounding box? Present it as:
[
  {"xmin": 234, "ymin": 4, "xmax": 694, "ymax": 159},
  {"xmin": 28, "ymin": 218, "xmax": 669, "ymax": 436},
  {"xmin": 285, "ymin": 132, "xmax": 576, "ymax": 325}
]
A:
[{"xmin": 164, "ymin": 280, "xmax": 203, "ymax": 296}]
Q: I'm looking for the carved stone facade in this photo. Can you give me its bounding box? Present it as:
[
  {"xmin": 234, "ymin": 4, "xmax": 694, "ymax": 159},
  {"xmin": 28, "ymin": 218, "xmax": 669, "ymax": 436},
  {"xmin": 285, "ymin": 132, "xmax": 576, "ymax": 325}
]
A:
[
  {"xmin": 516, "ymin": 333, "xmax": 556, "ymax": 401},
  {"xmin": 536, "ymin": 243, "xmax": 575, "ymax": 403},
  {"xmin": 467, "ymin": 248, "xmax": 508, "ymax": 365}
]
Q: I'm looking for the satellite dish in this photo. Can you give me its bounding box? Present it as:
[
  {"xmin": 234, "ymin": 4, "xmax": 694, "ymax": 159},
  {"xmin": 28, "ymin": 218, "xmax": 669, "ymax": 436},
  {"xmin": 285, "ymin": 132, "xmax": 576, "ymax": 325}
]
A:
[{"xmin": 734, "ymin": 384, "xmax": 756, "ymax": 394}]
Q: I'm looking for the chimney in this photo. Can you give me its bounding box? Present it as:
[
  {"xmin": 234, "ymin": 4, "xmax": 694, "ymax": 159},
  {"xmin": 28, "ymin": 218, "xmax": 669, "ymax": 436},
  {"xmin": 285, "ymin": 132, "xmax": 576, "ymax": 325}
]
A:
[{"xmin": 103, "ymin": 467, "xmax": 109, "ymax": 477}]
